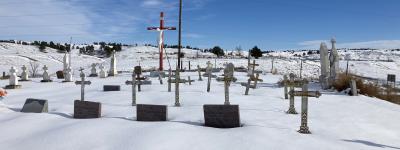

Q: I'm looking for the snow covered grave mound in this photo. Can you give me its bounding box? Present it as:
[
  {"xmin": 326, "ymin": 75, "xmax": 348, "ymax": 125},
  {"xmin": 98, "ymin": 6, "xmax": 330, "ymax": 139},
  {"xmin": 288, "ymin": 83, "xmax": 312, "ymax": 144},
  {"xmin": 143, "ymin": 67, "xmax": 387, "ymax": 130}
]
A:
[{"xmin": 0, "ymin": 69, "xmax": 399, "ymax": 150}]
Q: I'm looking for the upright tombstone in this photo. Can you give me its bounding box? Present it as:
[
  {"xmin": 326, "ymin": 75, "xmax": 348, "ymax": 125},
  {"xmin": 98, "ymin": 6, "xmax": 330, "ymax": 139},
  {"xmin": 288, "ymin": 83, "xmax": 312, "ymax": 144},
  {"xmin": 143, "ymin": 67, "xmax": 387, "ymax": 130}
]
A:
[
  {"xmin": 288, "ymin": 80, "xmax": 321, "ymax": 134},
  {"xmin": 223, "ymin": 63, "xmax": 235, "ymax": 105},
  {"xmin": 99, "ymin": 64, "xmax": 108, "ymax": 78},
  {"xmin": 89, "ymin": 63, "xmax": 98, "ymax": 77},
  {"xmin": 63, "ymin": 67, "xmax": 73, "ymax": 82},
  {"xmin": 74, "ymin": 68, "xmax": 101, "ymax": 119},
  {"xmin": 283, "ymin": 75, "xmax": 289, "ymax": 99},
  {"xmin": 19, "ymin": 65, "xmax": 30, "ymax": 81},
  {"xmin": 137, "ymin": 104, "xmax": 168, "ymax": 121},
  {"xmin": 319, "ymin": 42, "xmax": 330, "ymax": 89},
  {"xmin": 5, "ymin": 67, "xmax": 21, "ymax": 89},
  {"xmin": 203, "ymin": 105, "xmax": 241, "ymax": 128},
  {"xmin": 63, "ymin": 52, "xmax": 69, "ymax": 73},
  {"xmin": 329, "ymin": 38, "xmax": 339, "ymax": 85},
  {"xmin": 125, "ymin": 72, "xmax": 137, "ymax": 106},
  {"xmin": 41, "ymin": 65, "xmax": 52, "ymax": 82},
  {"xmin": 350, "ymin": 79, "xmax": 358, "ymax": 96},
  {"xmin": 21, "ymin": 98, "xmax": 48, "ymax": 113},
  {"xmin": 134, "ymin": 66, "xmax": 146, "ymax": 92},
  {"xmin": 109, "ymin": 50, "xmax": 117, "ymax": 76}
]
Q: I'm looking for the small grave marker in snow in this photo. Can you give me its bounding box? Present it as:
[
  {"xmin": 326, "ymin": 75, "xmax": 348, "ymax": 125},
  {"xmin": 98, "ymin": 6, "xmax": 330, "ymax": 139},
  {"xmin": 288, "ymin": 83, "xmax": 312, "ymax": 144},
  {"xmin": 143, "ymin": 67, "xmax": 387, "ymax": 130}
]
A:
[
  {"xmin": 244, "ymin": 73, "xmax": 260, "ymax": 95},
  {"xmin": 5, "ymin": 66, "xmax": 21, "ymax": 89},
  {"xmin": 41, "ymin": 65, "xmax": 52, "ymax": 82},
  {"xmin": 19, "ymin": 65, "xmax": 30, "ymax": 81},
  {"xmin": 99, "ymin": 64, "xmax": 108, "ymax": 78},
  {"xmin": 134, "ymin": 66, "xmax": 148, "ymax": 92},
  {"xmin": 21, "ymin": 98, "xmax": 48, "ymax": 113},
  {"xmin": 350, "ymin": 79, "xmax": 358, "ymax": 96},
  {"xmin": 137, "ymin": 104, "xmax": 168, "ymax": 121},
  {"xmin": 288, "ymin": 79, "xmax": 321, "ymax": 134},
  {"xmin": 89, "ymin": 63, "xmax": 98, "ymax": 77},
  {"xmin": 63, "ymin": 67, "xmax": 73, "ymax": 82},
  {"xmin": 56, "ymin": 71, "xmax": 64, "ymax": 79},
  {"xmin": 103, "ymin": 85, "xmax": 121, "ymax": 91},
  {"xmin": 203, "ymin": 105, "xmax": 241, "ymax": 128}
]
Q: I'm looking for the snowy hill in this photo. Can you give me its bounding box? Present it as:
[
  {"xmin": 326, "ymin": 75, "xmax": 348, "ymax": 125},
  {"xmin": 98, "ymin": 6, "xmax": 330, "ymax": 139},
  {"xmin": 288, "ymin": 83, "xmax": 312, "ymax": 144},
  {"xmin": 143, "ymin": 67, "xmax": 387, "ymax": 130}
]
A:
[{"xmin": 0, "ymin": 42, "xmax": 399, "ymax": 150}]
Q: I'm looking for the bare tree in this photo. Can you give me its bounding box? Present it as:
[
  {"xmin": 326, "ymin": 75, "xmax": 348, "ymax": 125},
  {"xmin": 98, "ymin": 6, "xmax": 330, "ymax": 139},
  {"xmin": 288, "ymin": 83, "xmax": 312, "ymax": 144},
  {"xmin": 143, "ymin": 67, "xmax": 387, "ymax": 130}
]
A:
[
  {"xmin": 235, "ymin": 46, "xmax": 242, "ymax": 57},
  {"xmin": 29, "ymin": 61, "xmax": 40, "ymax": 78}
]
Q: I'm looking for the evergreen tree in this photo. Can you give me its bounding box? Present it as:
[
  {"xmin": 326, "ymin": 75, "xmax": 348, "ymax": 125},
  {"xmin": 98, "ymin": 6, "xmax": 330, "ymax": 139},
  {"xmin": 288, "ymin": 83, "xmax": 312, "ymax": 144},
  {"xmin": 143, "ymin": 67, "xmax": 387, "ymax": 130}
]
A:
[
  {"xmin": 211, "ymin": 46, "xmax": 225, "ymax": 57},
  {"xmin": 249, "ymin": 46, "xmax": 263, "ymax": 59}
]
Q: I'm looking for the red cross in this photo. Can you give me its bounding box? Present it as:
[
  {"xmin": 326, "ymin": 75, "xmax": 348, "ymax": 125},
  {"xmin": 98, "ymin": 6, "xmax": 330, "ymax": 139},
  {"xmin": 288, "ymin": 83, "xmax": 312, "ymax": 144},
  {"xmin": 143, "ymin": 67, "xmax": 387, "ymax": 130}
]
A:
[{"xmin": 147, "ymin": 12, "xmax": 176, "ymax": 71}]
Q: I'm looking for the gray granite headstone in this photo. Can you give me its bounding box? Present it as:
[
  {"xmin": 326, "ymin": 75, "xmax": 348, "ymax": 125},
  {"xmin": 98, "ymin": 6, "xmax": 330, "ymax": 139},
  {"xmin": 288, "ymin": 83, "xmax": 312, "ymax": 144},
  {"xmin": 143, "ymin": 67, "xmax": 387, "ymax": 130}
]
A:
[
  {"xmin": 21, "ymin": 98, "xmax": 48, "ymax": 113},
  {"xmin": 56, "ymin": 71, "xmax": 64, "ymax": 79},
  {"xmin": 103, "ymin": 85, "xmax": 121, "ymax": 91},
  {"xmin": 203, "ymin": 105, "xmax": 241, "ymax": 128},
  {"xmin": 74, "ymin": 100, "xmax": 101, "ymax": 119},
  {"xmin": 137, "ymin": 104, "xmax": 167, "ymax": 121}
]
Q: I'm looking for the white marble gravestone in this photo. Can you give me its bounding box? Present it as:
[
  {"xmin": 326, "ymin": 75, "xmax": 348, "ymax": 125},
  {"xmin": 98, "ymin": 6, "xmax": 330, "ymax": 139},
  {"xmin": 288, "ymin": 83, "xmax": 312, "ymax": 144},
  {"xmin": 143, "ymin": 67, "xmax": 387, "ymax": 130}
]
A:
[
  {"xmin": 89, "ymin": 63, "xmax": 98, "ymax": 77},
  {"xmin": 63, "ymin": 52, "xmax": 69, "ymax": 73},
  {"xmin": 99, "ymin": 64, "xmax": 108, "ymax": 78},
  {"xmin": 20, "ymin": 65, "xmax": 29, "ymax": 81},
  {"xmin": 64, "ymin": 67, "xmax": 73, "ymax": 82},
  {"xmin": 41, "ymin": 65, "xmax": 52, "ymax": 82},
  {"xmin": 5, "ymin": 67, "xmax": 21, "ymax": 89},
  {"xmin": 329, "ymin": 37, "xmax": 339, "ymax": 85},
  {"xmin": 319, "ymin": 42, "xmax": 330, "ymax": 89},
  {"xmin": 109, "ymin": 50, "xmax": 117, "ymax": 76}
]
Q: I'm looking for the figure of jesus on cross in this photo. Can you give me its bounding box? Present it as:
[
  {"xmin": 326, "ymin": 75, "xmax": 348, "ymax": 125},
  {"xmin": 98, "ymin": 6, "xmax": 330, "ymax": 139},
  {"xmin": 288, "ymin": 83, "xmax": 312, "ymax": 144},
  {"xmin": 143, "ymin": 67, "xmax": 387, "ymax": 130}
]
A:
[{"xmin": 147, "ymin": 12, "xmax": 176, "ymax": 71}]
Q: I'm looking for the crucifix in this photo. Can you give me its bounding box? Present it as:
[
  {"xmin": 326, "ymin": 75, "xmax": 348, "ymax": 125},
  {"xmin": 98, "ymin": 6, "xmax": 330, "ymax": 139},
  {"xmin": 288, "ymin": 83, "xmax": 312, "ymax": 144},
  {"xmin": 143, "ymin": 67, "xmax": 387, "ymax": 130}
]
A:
[
  {"xmin": 285, "ymin": 73, "xmax": 305, "ymax": 114},
  {"xmin": 147, "ymin": 12, "xmax": 176, "ymax": 71},
  {"xmin": 125, "ymin": 72, "xmax": 138, "ymax": 106},
  {"xmin": 197, "ymin": 65, "xmax": 203, "ymax": 81},
  {"xmin": 224, "ymin": 63, "xmax": 235, "ymax": 105},
  {"xmin": 206, "ymin": 61, "xmax": 213, "ymax": 92},
  {"xmin": 75, "ymin": 68, "xmax": 91, "ymax": 101},
  {"xmin": 288, "ymin": 79, "xmax": 321, "ymax": 134}
]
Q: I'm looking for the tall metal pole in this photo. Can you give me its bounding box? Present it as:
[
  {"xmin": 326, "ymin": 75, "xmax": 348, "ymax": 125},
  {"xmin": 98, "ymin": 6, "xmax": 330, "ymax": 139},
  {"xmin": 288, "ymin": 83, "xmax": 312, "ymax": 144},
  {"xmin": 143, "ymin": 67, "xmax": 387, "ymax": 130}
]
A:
[{"xmin": 178, "ymin": 0, "xmax": 182, "ymax": 68}]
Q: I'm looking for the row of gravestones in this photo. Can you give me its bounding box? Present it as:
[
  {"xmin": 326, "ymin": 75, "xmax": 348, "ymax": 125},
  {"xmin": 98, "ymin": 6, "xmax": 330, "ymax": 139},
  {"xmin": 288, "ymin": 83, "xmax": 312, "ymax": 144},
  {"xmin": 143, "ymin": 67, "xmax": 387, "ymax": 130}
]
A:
[{"xmin": 21, "ymin": 98, "xmax": 240, "ymax": 128}]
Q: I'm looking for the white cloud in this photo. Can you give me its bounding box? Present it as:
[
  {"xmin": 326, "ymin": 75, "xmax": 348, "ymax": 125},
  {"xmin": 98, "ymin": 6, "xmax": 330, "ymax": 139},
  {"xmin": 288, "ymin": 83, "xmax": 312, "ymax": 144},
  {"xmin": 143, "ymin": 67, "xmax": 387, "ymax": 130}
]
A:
[
  {"xmin": 298, "ymin": 40, "xmax": 400, "ymax": 49},
  {"xmin": 183, "ymin": 33, "xmax": 203, "ymax": 38}
]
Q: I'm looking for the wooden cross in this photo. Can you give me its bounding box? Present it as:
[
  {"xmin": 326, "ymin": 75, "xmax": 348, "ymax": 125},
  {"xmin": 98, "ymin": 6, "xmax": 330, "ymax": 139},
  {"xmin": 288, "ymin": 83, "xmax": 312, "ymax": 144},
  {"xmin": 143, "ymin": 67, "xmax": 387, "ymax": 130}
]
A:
[
  {"xmin": 197, "ymin": 65, "xmax": 203, "ymax": 81},
  {"xmin": 75, "ymin": 68, "xmax": 91, "ymax": 101},
  {"xmin": 285, "ymin": 73, "xmax": 306, "ymax": 114},
  {"xmin": 206, "ymin": 61, "xmax": 213, "ymax": 92},
  {"xmin": 248, "ymin": 60, "xmax": 259, "ymax": 76},
  {"xmin": 224, "ymin": 63, "xmax": 235, "ymax": 105},
  {"xmin": 245, "ymin": 73, "xmax": 260, "ymax": 95},
  {"xmin": 288, "ymin": 79, "xmax": 321, "ymax": 134},
  {"xmin": 134, "ymin": 66, "xmax": 146, "ymax": 92},
  {"xmin": 175, "ymin": 65, "xmax": 181, "ymax": 107},
  {"xmin": 125, "ymin": 72, "xmax": 138, "ymax": 106}
]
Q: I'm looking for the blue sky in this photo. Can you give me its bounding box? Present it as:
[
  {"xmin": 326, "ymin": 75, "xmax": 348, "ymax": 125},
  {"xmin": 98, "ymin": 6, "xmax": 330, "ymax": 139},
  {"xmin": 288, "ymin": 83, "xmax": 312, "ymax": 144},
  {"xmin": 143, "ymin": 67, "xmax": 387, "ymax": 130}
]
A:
[{"xmin": 0, "ymin": 0, "xmax": 399, "ymax": 50}]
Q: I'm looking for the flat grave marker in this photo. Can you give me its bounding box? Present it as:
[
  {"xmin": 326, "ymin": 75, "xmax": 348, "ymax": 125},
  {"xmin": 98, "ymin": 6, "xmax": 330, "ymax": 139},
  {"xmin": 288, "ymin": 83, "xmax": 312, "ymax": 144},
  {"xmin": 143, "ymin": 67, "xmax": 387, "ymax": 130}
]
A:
[
  {"xmin": 137, "ymin": 104, "xmax": 168, "ymax": 121},
  {"xmin": 21, "ymin": 98, "xmax": 48, "ymax": 113},
  {"xmin": 203, "ymin": 105, "xmax": 241, "ymax": 128}
]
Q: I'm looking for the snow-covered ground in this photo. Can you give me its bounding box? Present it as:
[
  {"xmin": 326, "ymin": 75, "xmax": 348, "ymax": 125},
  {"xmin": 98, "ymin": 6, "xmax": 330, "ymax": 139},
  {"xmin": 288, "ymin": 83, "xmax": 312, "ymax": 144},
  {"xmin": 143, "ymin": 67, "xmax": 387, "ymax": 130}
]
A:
[
  {"xmin": 0, "ymin": 43, "xmax": 400, "ymax": 150},
  {"xmin": 0, "ymin": 71, "xmax": 399, "ymax": 150}
]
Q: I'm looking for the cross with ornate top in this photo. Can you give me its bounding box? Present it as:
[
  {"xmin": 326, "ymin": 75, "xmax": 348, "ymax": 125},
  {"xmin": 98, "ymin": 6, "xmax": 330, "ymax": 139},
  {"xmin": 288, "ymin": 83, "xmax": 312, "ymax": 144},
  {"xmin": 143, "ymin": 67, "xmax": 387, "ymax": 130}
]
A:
[{"xmin": 288, "ymin": 79, "xmax": 321, "ymax": 134}]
